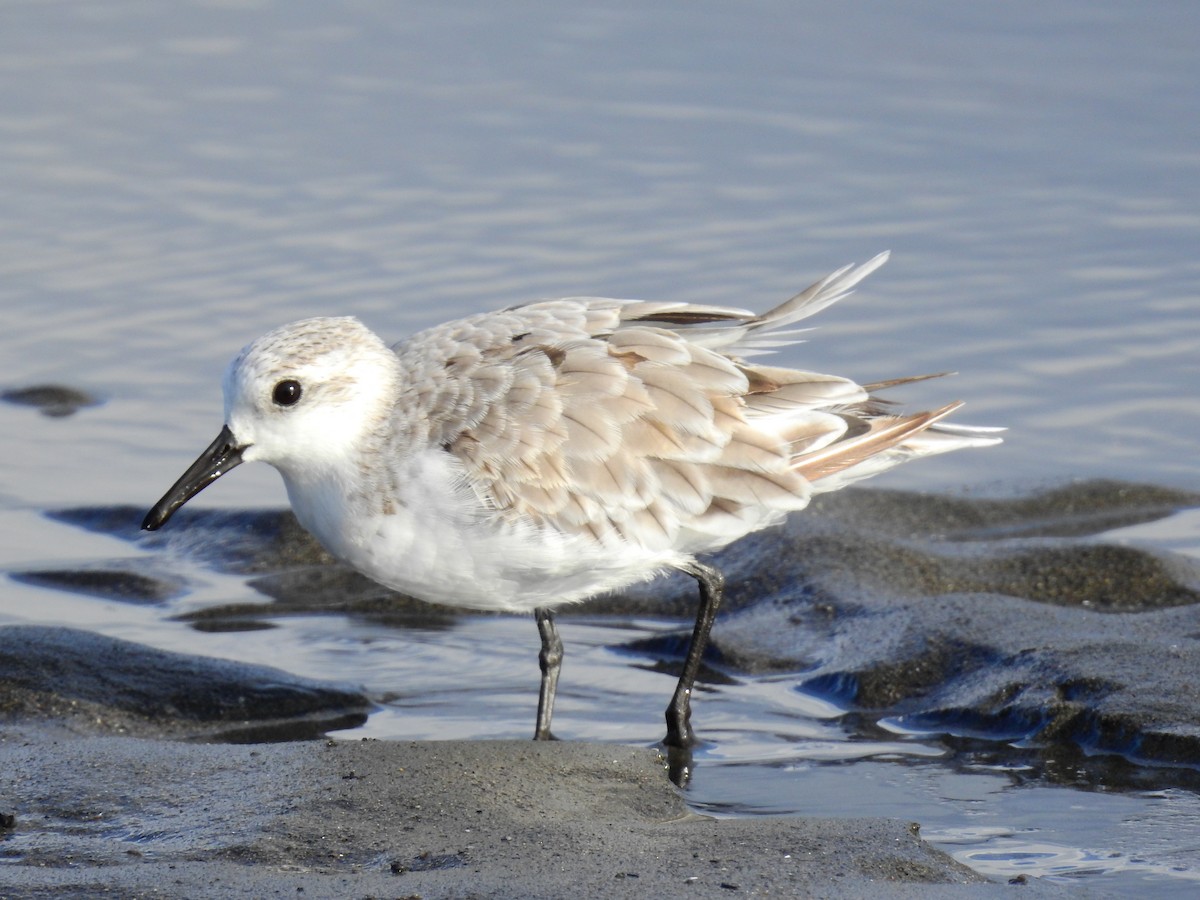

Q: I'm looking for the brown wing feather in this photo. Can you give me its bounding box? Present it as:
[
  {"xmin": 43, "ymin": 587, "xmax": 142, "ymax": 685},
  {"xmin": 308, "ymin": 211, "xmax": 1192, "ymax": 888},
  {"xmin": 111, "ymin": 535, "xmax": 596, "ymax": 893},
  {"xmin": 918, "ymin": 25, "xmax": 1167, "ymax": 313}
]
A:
[
  {"xmin": 793, "ymin": 402, "xmax": 964, "ymax": 482},
  {"xmin": 435, "ymin": 307, "xmax": 818, "ymax": 551},
  {"xmin": 403, "ymin": 270, "xmax": 992, "ymax": 555}
]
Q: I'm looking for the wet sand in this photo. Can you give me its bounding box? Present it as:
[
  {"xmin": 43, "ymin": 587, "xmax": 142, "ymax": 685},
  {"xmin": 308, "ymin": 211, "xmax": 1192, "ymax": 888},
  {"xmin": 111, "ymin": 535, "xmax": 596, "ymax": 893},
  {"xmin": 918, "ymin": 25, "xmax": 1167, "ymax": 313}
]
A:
[
  {"xmin": 1, "ymin": 729, "xmax": 1041, "ymax": 898},
  {"xmin": 0, "ymin": 625, "xmax": 1031, "ymax": 896}
]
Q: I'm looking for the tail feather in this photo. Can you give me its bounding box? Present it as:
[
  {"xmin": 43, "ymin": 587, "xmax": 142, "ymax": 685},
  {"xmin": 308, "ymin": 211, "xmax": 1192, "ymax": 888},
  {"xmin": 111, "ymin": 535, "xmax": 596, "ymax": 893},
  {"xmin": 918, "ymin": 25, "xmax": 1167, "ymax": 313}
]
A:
[
  {"xmin": 793, "ymin": 401, "xmax": 964, "ymax": 482},
  {"xmin": 754, "ymin": 251, "xmax": 890, "ymax": 331},
  {"xmin": 621, "ymin": 253, "xmax": 891, "ymax": 359}
]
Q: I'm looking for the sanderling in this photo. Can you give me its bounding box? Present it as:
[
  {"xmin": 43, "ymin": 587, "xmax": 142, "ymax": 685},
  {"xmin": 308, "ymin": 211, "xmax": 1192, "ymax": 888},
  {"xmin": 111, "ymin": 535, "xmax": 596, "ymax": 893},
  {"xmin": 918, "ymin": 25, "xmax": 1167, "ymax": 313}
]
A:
[{"xmin": 143, "ymin": 251, "xmax": 999, "ymax": 759}]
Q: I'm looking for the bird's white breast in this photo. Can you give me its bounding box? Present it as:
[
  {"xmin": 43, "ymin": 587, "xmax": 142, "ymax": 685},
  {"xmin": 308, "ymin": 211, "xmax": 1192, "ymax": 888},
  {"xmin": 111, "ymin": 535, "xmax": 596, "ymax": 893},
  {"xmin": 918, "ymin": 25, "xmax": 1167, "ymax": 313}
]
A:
[{"xmin": 282, "ymin": 447, "xmax": 682, "ymax": 613}]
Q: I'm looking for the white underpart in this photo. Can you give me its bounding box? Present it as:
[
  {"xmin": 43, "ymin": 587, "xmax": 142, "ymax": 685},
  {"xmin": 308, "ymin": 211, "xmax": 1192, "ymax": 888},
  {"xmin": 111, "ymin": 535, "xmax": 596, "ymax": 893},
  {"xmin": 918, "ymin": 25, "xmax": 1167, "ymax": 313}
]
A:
[{"xmin": 284, "ymin": 448, "xmax": 685, "ymax": 611}]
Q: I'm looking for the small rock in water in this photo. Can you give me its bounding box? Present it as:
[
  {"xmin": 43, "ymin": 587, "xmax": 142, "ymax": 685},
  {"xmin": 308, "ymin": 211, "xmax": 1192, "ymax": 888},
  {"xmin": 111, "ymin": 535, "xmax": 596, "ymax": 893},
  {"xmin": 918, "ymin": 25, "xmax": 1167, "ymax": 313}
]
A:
[{"xmin": 2, "ymin": 384, "xmax": 101, "ymax": 417}]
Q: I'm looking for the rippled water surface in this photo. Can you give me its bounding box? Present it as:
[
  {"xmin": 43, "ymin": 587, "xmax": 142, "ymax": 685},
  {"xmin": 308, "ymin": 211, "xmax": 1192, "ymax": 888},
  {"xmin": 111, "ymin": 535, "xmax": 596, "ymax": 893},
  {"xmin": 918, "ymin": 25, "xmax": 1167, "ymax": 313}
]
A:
[{"xmin": 3, "ymin": 1, "xmax": 1199, "ymax": 893}]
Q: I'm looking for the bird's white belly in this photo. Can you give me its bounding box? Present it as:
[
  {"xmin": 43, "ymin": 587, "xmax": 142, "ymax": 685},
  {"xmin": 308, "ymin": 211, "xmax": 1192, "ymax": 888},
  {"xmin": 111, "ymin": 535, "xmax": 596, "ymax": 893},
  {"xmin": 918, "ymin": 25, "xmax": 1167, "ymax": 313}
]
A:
[
  {"xmin": 350, "ymin": 511, "xmax": 670, "ymax": 612},
  {"xmin": 283, "ymin": 449, "xmax": 683, "ymax": 613}
]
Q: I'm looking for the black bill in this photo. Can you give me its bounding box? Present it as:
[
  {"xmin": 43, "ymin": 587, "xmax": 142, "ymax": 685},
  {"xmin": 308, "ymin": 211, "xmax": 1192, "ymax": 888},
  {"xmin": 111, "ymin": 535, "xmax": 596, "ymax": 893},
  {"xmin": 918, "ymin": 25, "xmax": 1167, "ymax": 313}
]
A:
[{"xmin": 142, "ymin": 425, "xmax": 246, "ymax": 531}]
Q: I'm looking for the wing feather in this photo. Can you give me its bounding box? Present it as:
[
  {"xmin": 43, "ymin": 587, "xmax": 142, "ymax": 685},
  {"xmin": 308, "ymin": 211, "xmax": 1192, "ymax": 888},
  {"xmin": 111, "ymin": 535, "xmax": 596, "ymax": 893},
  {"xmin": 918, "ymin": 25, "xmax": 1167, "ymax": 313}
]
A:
[{"xmin": 395, "ymin": 255, "xmax": 996, "ymax": 555}]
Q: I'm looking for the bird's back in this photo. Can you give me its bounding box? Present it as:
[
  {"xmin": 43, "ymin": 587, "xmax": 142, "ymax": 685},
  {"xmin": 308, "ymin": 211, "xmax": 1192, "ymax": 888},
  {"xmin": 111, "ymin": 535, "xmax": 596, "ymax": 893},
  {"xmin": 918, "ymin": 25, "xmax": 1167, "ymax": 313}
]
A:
[{"xmin": 385, "ymin": 254, "xmax": 998, "ymax": 562}]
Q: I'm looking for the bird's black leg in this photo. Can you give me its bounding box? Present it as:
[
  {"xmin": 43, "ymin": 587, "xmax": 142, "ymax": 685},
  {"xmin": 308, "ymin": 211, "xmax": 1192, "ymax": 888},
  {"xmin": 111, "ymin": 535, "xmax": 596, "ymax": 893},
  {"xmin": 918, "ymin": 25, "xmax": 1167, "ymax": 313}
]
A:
[
  {"xmin": 534, "ymin": 607, "xmax": 563, "ymax": 741},
  {"xmin": 664, "ymin": 560, "xmax": 724, "ymax": 750}
]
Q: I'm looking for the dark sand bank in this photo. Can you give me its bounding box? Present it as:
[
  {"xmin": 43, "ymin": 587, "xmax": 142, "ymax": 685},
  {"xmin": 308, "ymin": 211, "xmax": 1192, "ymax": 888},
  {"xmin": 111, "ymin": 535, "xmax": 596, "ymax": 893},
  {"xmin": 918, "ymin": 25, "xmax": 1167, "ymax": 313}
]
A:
[
  {"xmin": 0, "ymin": 730, "xmax": 1022, "ymax": 898},
  {"xmin": 0, "ymin": 627, "xmax": 1021, "ymax": 896}
]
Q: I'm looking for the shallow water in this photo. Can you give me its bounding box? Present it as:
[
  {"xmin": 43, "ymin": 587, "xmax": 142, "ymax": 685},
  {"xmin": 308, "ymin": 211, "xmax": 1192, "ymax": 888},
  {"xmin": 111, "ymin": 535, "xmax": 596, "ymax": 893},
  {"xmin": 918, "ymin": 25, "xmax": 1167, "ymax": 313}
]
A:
[{"xmin": 2, "ymin": 0, "xmax": 1199, "ymax": 893}]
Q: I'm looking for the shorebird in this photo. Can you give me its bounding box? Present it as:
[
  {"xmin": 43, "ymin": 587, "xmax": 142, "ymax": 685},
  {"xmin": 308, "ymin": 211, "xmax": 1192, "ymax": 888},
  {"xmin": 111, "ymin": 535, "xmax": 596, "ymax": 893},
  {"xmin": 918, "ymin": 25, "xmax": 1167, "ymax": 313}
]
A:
[{"xmin": 143, "ymin": 252, "xmax": 998, "ymax": 759}]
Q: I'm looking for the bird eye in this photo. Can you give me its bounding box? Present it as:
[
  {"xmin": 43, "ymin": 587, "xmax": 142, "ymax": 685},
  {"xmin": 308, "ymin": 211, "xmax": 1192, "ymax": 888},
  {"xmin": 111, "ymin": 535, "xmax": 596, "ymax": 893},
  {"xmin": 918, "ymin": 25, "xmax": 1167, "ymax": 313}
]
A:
[{"xmin": 272, "ymin": 379, "xmax": 302, "ymax": 407}]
